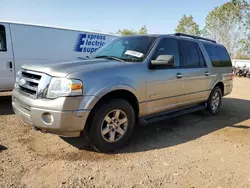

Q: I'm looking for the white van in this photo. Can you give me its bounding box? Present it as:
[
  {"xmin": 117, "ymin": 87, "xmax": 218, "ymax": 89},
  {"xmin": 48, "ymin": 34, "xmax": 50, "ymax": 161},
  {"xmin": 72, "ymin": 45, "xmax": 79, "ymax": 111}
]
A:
[{"xmin": 0, "ymin": 21, "xmax": 117, "ymax": 91}]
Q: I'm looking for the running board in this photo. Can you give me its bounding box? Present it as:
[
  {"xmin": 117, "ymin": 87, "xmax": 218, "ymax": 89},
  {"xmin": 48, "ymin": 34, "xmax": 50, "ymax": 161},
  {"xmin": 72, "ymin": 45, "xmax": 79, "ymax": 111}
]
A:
[{"xmin": 139, "ymin": 103, "xmax": 207, "ymax": 126}]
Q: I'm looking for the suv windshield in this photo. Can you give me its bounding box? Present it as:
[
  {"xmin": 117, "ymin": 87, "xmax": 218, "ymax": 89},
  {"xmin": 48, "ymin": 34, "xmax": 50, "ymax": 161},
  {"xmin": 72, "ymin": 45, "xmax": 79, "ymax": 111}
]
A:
[{"xmin": 93, "ymin": 36, "xmax": 157, "ymax": 62}]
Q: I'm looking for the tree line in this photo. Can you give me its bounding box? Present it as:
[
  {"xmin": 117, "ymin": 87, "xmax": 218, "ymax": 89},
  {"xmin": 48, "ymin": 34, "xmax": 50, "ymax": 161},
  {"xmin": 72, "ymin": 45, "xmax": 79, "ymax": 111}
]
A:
[{"xmin": 117, "ymin": 0, "xmax": 250, "ymax": 59}]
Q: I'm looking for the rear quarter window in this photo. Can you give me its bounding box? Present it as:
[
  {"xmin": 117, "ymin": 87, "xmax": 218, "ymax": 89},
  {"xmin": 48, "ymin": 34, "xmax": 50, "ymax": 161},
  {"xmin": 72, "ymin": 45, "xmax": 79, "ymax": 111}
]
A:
[{"xmin": 203, "ymin": 43, "xmax": 232, "ymax": 67}]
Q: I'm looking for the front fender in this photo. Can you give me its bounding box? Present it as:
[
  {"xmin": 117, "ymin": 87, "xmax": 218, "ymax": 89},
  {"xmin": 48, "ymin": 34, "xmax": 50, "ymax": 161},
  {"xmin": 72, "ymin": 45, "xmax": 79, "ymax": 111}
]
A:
[
  {"xmin": 95, "ymin": 84, "xmax": 137, "ymax": 99},
  {"xmin": 83, "ymin": 84, "xmax": 138, "ymax": 110}
]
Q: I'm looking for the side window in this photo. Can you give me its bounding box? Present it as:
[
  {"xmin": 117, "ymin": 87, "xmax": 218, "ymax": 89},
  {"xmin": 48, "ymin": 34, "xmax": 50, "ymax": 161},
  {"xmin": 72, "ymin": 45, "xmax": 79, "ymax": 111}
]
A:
[
  {"xmin": 180, "ymin": 40, "xmax": 204, "ymax": 67},
  {"xmin": 218, "ymin": 47, "xmax": 232, "ymax": 66},
  {"xmin": 0, "ymin": 25, "xmax": 7, "ymax": 51},
  {"xmin": 203, "ymin": 43, "xmax": 232, "ymax": 67},
  {"xmin": 152, "ymin": 38, "xmax": 180, "ymax": 67}
]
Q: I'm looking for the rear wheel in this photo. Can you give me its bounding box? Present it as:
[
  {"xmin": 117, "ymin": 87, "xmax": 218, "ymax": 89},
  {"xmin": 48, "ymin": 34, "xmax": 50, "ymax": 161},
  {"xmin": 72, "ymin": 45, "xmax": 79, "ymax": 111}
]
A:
[
  {"xmin": 206, "ymin": 86, "xmax": 222, "ymax": 115},
  {"xmin": 88, "ymin": 99, "xmax": 135, "ymax": 153}
]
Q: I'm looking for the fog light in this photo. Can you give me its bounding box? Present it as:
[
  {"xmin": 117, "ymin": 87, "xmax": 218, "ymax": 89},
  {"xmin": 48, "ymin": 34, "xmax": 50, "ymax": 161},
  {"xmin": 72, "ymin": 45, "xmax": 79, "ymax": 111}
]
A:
[{"xmin": 42, "ymin": 113, "xmax": 54, "ymax": 124}]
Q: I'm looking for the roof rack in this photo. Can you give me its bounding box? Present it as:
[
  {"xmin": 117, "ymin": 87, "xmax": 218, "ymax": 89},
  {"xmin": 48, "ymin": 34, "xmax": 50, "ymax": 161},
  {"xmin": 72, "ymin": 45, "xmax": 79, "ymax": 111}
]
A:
[{"xmin": 174, "ymin": 33, "xmax": 216, "ymax": 43}]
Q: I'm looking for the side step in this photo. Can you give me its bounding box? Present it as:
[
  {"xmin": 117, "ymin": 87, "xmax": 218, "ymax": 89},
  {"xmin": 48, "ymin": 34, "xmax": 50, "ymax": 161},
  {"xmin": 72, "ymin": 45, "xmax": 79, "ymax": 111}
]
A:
[{"xmin": 139, "ymin": 103, "xmax": 207, "ymax": 126}]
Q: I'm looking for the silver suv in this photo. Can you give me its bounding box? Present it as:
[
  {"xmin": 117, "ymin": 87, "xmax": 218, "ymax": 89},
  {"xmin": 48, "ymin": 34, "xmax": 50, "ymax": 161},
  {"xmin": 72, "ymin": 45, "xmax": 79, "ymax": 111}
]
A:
[{"xmin": 12, "ymin": 33, "xmax": 233, "ymax": 152}]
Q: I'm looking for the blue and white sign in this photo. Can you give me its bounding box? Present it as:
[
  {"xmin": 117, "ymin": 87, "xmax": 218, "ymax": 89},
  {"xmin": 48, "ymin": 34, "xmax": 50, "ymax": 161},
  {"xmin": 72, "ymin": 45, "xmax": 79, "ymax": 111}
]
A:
[{"xmin": 74, "ymin": 33, "xmax": 116, "ymax": 55}]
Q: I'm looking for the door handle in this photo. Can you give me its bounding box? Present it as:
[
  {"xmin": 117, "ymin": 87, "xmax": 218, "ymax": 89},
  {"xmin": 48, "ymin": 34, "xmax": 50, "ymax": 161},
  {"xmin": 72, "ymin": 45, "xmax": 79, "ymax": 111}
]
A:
[
  {"xmin": 205, "ymin": 72, "xmax": 210, "ymax": 76},
  {"xmin": 6, "ymin": 61, "xmax": 12, "ymax": 69},
  {"xmin": 9, "ymin": 62, "xmax": 12, "ymax": 69},
  {"xmin": 6, "ymin": 61, "xmax": 13, "ymax": 72},
  {"xmin": 177, "ymin": 73, "xmax": 182, "ymax": 79}
]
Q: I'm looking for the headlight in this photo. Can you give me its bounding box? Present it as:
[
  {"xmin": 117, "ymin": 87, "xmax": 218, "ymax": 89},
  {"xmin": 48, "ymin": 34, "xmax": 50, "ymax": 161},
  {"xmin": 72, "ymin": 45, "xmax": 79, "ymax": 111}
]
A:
[
  {"xmin": 16, "ymin": 70, "xmax": 22, "ymax": 79},
  {"xmin": 15, "ymin": 70, "xmax": 22, "ymax": 88},
  {"xmin": 46, "ymin": 78, "xmax": 83, "ymax": 99}
]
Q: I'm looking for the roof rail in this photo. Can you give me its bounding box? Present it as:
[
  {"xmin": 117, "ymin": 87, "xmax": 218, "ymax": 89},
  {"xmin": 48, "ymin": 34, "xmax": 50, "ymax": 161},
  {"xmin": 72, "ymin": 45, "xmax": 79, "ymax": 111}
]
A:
[{"xmin": 174, "ymin": 33, "xmax": 216, "ymax": 43}]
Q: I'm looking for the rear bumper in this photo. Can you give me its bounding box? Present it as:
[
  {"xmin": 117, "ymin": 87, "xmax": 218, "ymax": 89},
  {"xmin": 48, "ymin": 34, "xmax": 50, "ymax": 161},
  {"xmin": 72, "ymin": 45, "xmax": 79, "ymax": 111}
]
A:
[{"xmin": 12, "ymin": 89, "xmax": 94, "ymax": 137}]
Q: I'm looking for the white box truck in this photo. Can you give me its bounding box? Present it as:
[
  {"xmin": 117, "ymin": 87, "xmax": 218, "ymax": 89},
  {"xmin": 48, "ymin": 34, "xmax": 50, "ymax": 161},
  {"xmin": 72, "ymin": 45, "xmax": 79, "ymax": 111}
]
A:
[{"xmin": 0, "ymin": 21, "xmax": 117, "ymax": 91}]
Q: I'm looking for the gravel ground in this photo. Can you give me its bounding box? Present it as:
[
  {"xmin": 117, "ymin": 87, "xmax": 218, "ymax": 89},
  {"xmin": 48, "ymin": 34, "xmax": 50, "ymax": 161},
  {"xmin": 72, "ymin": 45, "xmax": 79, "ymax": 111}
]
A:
[{"xmin": 1, "ymin": 77, "xmax": 250, "ymax": 188}]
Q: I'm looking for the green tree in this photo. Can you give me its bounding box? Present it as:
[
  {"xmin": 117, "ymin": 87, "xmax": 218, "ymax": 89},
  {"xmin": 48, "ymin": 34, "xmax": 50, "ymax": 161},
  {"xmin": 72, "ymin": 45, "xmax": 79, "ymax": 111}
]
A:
[
  {"xmin": 117, "ymin": 25, "xmax": 148, "ymax": 36},
  {"xmin": 175, "ymin": 15, "xmax": 200, "ymax": 35},
  {"xmin": 237, "ymin": 8, "xmax": 250, "ymax": 58},
  {"xmin": 116, "ymin": 29, "xmax": 137, "ymax": 36},
  {"xmin": 138, "ymin": 25, "xmax": 148, "ymax": 34},
  {"xmin": 203, "ymin": 0, "xmax": 250, "ymax": 57}
]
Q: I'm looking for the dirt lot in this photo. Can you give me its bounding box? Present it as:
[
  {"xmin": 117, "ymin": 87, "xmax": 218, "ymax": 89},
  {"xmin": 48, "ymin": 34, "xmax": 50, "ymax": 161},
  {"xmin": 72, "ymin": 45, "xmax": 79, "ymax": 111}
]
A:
[{"xmin": 1, "ymin": 78, "xmax": 250, "ymax": 188}]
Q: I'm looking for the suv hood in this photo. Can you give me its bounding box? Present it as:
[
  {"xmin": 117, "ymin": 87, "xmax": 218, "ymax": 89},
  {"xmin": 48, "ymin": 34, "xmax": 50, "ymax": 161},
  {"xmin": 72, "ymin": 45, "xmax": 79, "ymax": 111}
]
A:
[{"xmin": 21, "ymin": 59, "xmax": 123, "ymax": 77}]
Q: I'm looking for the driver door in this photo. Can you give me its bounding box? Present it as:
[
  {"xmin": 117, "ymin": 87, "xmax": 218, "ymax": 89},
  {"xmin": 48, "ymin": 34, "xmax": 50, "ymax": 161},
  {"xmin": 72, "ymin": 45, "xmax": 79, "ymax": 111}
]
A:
[{"xmin": 146, "ymin": 37, "xmax": 185, "ymax": 116}]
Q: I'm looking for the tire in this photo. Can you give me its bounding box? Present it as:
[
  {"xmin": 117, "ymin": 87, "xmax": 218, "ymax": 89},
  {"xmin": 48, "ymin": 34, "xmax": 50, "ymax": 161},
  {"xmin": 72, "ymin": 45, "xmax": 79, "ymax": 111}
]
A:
[
  {"xmin": 88, "ymin": 99, "xmax": 135, "ymax": 153},
  {"xmin": 206, "ymin": 86, "xmax": 222, "ymax": 115}
]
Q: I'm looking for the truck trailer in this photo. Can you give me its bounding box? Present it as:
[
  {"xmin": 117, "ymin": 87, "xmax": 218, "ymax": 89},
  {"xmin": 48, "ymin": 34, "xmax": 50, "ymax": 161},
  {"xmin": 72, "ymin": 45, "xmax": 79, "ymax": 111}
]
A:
[{"xmin": 0, "ymin": 21, "xmax": 117, "ymax": 91}]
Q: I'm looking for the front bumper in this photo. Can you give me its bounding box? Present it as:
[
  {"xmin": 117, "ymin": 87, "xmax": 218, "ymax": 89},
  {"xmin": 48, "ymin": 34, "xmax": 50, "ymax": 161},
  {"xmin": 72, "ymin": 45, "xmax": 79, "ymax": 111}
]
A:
[{"xmin": 12, "ymin": 89, "xmax": 95, "ymax": 137}]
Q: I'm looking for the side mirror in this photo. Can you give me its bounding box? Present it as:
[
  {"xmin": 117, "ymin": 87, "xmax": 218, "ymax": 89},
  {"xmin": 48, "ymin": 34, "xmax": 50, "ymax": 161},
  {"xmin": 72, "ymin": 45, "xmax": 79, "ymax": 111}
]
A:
[{"xmin": 150, "ymin": 55, "xmax": 175, "ymax": 67}]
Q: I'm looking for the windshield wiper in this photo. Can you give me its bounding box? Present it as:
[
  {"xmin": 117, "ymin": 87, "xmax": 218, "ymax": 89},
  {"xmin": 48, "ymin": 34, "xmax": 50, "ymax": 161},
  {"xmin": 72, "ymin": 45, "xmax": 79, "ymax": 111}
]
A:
[{"xmin": 94, "ymin": 55, "xmax": 124, "ymax": 62}]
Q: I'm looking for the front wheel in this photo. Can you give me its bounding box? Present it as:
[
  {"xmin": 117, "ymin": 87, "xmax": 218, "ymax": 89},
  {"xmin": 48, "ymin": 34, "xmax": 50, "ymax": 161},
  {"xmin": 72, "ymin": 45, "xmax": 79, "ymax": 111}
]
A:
[
  {"xmin": 88, "ymin": 99, "xmax": 135, "ymax": 153},
  {"xmin": 206, "ymin": 86, "xmax": 222, "ymax": 115}
]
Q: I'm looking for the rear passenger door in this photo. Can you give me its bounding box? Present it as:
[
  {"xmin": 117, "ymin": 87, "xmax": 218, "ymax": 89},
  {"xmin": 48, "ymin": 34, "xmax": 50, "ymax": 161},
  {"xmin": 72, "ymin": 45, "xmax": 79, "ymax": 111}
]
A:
[{"xmin": 179, "ymin": 39, "xmax": 211, "ymax": 105}]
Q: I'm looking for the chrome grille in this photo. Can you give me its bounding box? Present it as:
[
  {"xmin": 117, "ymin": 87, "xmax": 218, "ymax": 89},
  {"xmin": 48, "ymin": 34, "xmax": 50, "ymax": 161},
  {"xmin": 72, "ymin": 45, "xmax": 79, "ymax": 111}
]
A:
[{"xmin": 17, "ymin": 70, "xmax": 43, "ymax": 98}]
